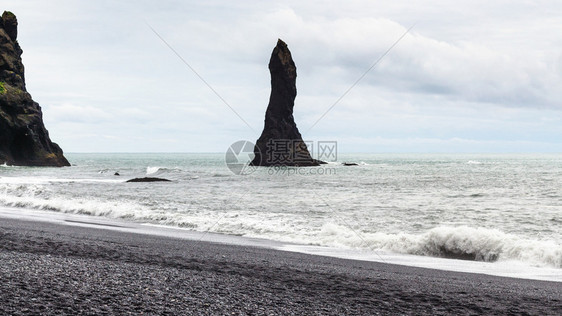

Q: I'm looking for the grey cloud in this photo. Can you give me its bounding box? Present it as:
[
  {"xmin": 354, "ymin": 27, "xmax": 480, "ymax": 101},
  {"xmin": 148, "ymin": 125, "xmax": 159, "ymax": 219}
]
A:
[{"xmin": 4, "ymin": 0, "xmax": 562, "ymax": 152}]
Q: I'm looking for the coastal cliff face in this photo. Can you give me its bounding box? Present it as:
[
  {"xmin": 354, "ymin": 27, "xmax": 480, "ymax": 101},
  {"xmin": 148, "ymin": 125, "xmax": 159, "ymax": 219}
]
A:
[
  {"xmin": 251, "ymin": 39, "xmax": 322, "ymax": 167},
  {"xmin": 0, "ymin": 11, "xmax": 69, "ymax": 167}
]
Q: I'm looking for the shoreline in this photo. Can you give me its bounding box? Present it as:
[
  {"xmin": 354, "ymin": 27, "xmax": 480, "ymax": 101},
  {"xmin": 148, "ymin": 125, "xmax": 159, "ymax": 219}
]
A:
[
  {"xmin": 1, "ymin": 214, "xmax": 560, "ymax": 314},
  {"xmin": 1, "ymin": 206, "xmax": 560, "ymax": 283}
]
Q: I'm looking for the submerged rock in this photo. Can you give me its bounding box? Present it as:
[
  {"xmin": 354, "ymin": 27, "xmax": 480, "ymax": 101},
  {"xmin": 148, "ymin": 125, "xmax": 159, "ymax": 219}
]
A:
[
  {"xmin": 126, "ymin": 177, "xmax": 172, "ymax": 183},
  {"xmin": 0, "ymin": 11, "xmax": 69, "ymax": 167},
  {"xmin": 250, "ymin": 39, "xmax": 324, "ymax": 167}
]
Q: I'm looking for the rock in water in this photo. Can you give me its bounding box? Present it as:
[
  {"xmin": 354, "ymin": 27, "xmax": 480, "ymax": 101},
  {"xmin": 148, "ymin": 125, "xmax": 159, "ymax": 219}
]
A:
[
  {"xmin": 250, "ymin": 39, "xmax": 324, "ymax": 167},
  {"xmin": 0, "ymin": 11, "xmax": 69, "ymax": 166},
  {"xmin": 126, "ymin": 177, "xmax": 172, "ymax": 183}
]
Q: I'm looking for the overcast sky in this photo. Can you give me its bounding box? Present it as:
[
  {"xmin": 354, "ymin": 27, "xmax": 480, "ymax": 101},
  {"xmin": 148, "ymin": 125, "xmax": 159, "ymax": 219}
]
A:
[{"xmin": 4, "ymin": 0, "xmax": 562, "ymax": 153}]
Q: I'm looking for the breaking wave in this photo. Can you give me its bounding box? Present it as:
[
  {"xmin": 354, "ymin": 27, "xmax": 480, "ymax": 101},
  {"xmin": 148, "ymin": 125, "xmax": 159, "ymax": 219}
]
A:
[
  {"xmin": 146, "ymin": 166, "xmax": 163, "ymax": 175},
  {"xmin": 316, "ymin": 223, "xmax": 561, "ymax": 268},
  {"xmin": 1, "ymin": 182, "xmax": 560, "ymax": 269},
  {"xmin": 146, "ymin": 166, "xmax": 184, "ymax": 175},
  {"xmin": 0, "ymin": 183, "xmax": 196, "ymax": 228}
]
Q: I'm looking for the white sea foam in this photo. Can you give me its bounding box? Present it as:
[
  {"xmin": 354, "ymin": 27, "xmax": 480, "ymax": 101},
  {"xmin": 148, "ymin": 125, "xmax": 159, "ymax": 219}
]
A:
[
  {"xmin": 146, "ymin": 166, "xmax": 162, "ymax": 175},
  {"xmin": 2, "ymin": 180, "xmax": 558, "ymax": 268},
  {"xmin": 146, "ymin": 166, "xmax": 183, "ymax": 175},
  {"xmin": 1, "ymin": 184, "xmax": 560, "ymax": 269},
  {"xmin": 0, "ymin": 183, "xmax": 192, "ymax": 226},
  {"xmin": 0, "ymin": 177, "xmax": 121, "ymax": 184},
  {"xmin": 1, "ymin": 153, "xmax": 561, "ymax": 276},
  {"xmin": 313, "ymin": 223, "xmax": 562, "ymax": 268},
  {"xmin": 467, "ymin": 160, "xmax": 483, "ymax": 164}
]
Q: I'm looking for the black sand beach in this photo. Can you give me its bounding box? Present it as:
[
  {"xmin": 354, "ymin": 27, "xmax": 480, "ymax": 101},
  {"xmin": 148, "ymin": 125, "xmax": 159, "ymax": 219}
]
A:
[{"xmin": 0, "ymin": 218, "xmax": 560, "ymax": 315}]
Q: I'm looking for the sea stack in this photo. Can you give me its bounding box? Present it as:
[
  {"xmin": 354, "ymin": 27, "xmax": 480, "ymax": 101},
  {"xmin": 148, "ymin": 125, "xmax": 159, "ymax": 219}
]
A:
[
  {"xmin": 0, "ymin": 11, "xmax": 69, "ymax": 166},
  {"xmin": 251, "ymin": 39, "xmax": 323, "ymax": 167}
]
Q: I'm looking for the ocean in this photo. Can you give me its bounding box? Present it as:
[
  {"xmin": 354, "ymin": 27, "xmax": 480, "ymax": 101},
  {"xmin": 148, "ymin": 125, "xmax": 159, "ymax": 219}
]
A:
[{"xmin": 1, "ymin": 153, "xmax": 561, "ymax": 280}]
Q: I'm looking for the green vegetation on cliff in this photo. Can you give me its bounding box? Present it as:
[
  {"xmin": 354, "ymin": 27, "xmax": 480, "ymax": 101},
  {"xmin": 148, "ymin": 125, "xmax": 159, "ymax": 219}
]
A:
[{"xmin": 0, "ymin": 82, "xmax": 5, "ymax": 94}]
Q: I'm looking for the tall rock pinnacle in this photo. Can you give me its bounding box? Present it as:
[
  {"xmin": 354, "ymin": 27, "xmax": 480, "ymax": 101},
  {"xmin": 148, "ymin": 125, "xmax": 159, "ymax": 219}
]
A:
[
  {"xmin": 0, "ymin": 11, "xmax": 69, "ymax": 166},
  {"xmin": 251, "ymin": 39, "xmax": 323, "ymax": 167}
]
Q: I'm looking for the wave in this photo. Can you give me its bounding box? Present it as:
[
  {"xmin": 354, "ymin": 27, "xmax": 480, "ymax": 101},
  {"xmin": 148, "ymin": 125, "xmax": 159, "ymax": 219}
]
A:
[
  {"xmin": 1, "ymin": 183, "xmax": 559, "ymax": 268},
  {"xmin": 0, "ymin": 183, "xmax": 196, "ymax": 228},
  {"xmin": 0, "ymin": 177, "xmax": 121, "ymax": 185},
  {"xmin": 146, "ymin": 166, "xmax": 185, "ymax": 175},
  {"xmin": 467, "ymin": 160, "xmax": 483, "ymax": 165},
  {"xmin": 316, "ymin": 223, "xmax": 561, "ymax": 268},
  {"xmin": 146, "ymin": 166, "xmax": 162, "ymax": 174}
]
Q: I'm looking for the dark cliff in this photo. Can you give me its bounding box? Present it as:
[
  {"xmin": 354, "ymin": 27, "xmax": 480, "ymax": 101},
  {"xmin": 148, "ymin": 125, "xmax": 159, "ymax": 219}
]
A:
[
  {"xmin": 0, "ymin": 11, "xmax": 69, "ymax": 166},
  {"xmin": 251, "ymin": 39, "xmax": 323, "ymax": 167}
]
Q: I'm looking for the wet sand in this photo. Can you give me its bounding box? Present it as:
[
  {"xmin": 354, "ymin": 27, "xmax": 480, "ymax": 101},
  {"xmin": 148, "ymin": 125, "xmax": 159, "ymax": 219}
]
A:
[{"xmin": 0, "ymin": 217, "xmax": 560, "ymax": 315}]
